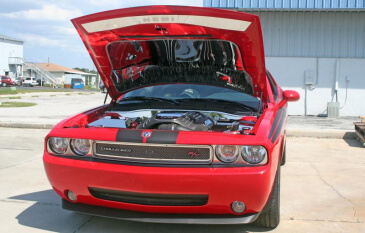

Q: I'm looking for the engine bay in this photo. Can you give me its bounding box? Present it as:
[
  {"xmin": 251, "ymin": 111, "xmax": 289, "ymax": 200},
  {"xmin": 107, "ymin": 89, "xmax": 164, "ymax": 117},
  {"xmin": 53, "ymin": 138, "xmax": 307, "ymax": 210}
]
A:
[{"xmin": 87, "ymin": 110, "xmax": 257, "ymax": 134}]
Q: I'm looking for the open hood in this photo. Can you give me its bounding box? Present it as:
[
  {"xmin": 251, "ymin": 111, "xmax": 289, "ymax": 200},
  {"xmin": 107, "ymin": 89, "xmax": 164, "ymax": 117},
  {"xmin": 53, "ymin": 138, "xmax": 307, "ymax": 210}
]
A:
[{"xmin": 72, "ymin": 5, "xmax": 267, "ymax": 101}]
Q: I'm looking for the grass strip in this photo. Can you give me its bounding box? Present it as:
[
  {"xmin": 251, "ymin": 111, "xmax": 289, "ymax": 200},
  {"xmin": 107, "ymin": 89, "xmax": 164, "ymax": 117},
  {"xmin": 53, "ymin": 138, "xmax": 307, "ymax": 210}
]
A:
[
  {"xmin": 0, "ymin": 101, "xmax": 37, "ymax": 107},
  {"xmin": 0, "ymin": 88, "xmax": 72, "ymax": 95}
]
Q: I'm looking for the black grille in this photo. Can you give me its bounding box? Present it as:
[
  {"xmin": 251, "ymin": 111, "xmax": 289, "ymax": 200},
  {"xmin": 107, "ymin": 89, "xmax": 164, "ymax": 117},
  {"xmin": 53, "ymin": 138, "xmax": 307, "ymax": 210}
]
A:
[
  {"xmin": 94, "ymin": 142, "xmax": 211, "ymax": 164},
  {"xmin": 89, "ymin": 187, "xmax": 208, "ymax": 206}
]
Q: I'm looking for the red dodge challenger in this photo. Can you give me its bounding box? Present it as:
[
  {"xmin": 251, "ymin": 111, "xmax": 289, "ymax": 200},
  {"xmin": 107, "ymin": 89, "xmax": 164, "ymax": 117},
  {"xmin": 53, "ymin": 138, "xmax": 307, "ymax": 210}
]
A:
[{"xmin": 43, "ymin": 6, "xmax": 299, "ymax": 228}]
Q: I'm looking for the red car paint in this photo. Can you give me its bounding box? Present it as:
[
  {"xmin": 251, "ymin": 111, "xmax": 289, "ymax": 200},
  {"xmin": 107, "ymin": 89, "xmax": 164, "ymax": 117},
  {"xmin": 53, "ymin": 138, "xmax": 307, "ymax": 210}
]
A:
[
  {"xmin": 1, "ymin": 75, "xmax": 14, "ymax": 86},
  {"xmin": 71, "ymin": 5, "xmax": 267, "ymax": 101},
  {"xmin": 43, "ymin": 6, "xmax": 299, "ymax": 226}
]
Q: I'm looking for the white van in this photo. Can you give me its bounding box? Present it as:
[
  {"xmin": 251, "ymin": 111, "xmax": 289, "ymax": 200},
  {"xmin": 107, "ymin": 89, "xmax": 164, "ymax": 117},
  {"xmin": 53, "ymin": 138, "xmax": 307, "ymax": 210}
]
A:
[{"xmin": 23, "ymin": 77, "xmax": 38, "ymax": 87}]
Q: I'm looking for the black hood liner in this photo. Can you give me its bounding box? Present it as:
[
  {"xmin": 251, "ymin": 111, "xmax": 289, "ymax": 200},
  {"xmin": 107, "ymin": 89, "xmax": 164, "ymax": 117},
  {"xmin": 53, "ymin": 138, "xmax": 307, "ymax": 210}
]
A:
[
  {"xmin": 115, "ymin": 65, "xmax": 253, "ymax": 94},
  {"xmin": 109, "ymin": 39, "xmax": 254, "ymax": 95}
]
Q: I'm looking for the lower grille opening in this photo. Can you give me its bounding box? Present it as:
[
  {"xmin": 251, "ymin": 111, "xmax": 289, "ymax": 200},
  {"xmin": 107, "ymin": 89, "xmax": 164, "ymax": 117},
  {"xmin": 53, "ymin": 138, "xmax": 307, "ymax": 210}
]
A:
[{"xmin": 89, "ymin": 187, "xmax": 208, "ymax": 206}]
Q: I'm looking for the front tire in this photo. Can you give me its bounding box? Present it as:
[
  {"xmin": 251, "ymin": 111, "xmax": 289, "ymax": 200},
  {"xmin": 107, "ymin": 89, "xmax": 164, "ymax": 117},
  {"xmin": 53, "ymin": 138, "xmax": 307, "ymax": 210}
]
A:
[
  {"xmin": 281, "ymin": 142, "xmax": 286, "ymax": 166},
  {"xmin": 2, "ymin": 83, "xmax": 6, "ymax": 87},
  {"xmin": 253, "ymin": 166, "xmax": 280, "ymax": 228}
]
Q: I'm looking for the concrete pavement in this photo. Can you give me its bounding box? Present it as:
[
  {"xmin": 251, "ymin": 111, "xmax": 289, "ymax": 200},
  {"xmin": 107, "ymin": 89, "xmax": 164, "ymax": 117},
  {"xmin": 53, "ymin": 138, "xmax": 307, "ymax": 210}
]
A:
[
  {"xmin": 0, "ymin": 91, "xmax": 107, "ymax": 127},
  {"xmin": 286, "ymin": 116, "xmax": 358, "ymax": 139},
  {"xmin": 0, "ymin": 128, "xmax": 364, "ymax": 232},
  {"xmin": 0, "ymin": 91, "xmax": 360, "ymax": 139}
]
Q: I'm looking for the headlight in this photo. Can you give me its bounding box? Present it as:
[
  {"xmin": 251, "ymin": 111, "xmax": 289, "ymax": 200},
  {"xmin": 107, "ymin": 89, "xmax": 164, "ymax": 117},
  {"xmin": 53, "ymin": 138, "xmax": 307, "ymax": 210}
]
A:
[
  {"xmin": 241, "ymin": 146, "xmax": 267, "ymax": 164},
  {"xmin": 49, "ymin": 137, "xmax": 68, "ymax": 154},
  {"xmin": 70, "ymin": 139, "xmax": 91, "ymax": 156},
  {"xmin": 215, "ymin": 145, "xmax": 239, "ymax": 163}
]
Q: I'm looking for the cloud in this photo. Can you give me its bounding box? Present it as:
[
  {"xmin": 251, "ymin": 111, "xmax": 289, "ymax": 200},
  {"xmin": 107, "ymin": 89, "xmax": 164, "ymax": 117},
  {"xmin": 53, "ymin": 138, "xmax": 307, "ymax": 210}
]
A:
[
  {"xmin": 0, "ymin": 4, "xmax": 82, "ymax": 21},
  {"xmin": 1, "ymin": 0, "xmax": 204, "ymax": 69},
  {"xmin": 87, "ymin": 0, "xmax": 202, "ymax": 7},
  {"xmin": 16, "ymin": 33, "xmax": 68, "ymax": 48},
  {"xmin": 83, "ymin": 0, "xmax": 202, "ymax": 12},
  {"xmin": 53, "ymin": 25, "xmax": 78, "ymax": 36}
]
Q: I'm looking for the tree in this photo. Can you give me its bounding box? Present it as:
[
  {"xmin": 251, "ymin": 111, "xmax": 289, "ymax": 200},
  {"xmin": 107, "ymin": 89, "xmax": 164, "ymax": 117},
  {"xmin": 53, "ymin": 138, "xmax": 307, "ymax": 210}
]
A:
[{"xmin": 73, "ymin": 67, "xmax": 90, "ymax": 73}]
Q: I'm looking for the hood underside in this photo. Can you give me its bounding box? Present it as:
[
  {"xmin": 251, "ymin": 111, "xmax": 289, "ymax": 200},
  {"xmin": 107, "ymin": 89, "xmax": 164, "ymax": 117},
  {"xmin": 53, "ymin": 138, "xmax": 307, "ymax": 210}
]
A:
[{"xmin": 71, "ymin": 5, "xmax": 267, "ymax": 101}]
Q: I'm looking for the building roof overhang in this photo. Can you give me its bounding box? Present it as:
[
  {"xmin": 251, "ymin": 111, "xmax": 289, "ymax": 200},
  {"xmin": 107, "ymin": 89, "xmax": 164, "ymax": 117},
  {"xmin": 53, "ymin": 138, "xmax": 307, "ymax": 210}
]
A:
[{"xmin": 0, "ymin": 34, "xmax": 24, "ymax": 44}]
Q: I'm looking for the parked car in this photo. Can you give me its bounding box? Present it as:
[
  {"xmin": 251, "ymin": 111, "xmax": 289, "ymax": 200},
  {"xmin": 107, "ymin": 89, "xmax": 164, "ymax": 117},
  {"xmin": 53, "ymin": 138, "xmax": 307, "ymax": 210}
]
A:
[
  {"xmin": 1, "ymin": 75, "xmax": 14, "ymax": 87},
  {"xmin": 43, "ymin": 6, "xmax": 299, "ymax": 229},
  {"xmin": 23, "ymin": 77, "xmax": 38, "ymax": 87},
  {"xmin": 14, "ymin": 77, "xmax": 24, "ymax": 86}
]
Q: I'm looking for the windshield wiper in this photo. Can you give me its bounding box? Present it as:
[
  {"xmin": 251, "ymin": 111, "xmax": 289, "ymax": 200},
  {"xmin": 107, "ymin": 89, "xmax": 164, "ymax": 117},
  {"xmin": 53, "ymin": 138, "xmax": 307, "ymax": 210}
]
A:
[
  {"xmin": 120, "ymin": 96, "xmax": 180, "ymax": 105},
  {"xmin": 175, "ymin": 98, "xmax": 258, "ymax": 112}
]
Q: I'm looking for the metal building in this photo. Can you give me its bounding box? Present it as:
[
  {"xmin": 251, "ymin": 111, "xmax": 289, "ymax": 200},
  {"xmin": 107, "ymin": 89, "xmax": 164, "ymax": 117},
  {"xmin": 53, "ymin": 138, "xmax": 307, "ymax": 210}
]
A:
[
  {"xmin": 0, "ymin": 34, "xmax": 23, "ymax": 78},
  {"xmin": 1, "ymin": 34, "xmax": 59, "ymax": 86},
  {"xmin": 204, "ymin": 0, "xmax": 364, "ymax": 9},
  {"xmin": 204, "ymin": 0, "xmax": 365, "ymax": 117}
]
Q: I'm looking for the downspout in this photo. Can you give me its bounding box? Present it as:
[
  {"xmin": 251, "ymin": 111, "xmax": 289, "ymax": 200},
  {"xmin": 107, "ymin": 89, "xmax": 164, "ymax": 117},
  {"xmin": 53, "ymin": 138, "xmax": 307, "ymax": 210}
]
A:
[
  {"xmin": 304, "ymin": 85, "xmax": 308, "ymax": 116},
  {"xmin": 334, "ymin": 59, "xmax": 340, "ymax": 102}
]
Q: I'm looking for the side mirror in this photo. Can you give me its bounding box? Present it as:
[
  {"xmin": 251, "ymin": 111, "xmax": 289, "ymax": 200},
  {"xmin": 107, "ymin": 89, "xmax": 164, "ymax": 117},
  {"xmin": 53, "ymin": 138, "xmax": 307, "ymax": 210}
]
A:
[
  {"xmin": 279, "ymin": 90, "xmax": 300, "ymax": 107},
  {"xmin": 283, "ymin": 90, "xmax": 300, "ymax": 102}
]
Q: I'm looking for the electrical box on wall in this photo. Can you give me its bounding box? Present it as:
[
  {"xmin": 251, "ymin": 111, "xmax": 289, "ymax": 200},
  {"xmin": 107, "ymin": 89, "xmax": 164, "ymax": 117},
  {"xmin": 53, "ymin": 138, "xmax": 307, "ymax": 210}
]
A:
[
  {"xmin": 327, "ymin": 102, "xmax": 340, "ymax": 118},
  {"xmin": 304, "ymin": 70, "xmax": 314, "ymax": 85}
]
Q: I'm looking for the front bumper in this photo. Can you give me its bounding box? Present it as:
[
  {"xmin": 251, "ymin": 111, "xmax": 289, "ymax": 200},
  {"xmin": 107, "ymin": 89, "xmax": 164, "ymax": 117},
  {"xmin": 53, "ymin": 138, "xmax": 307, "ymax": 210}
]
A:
[
  {"xmin": 44, "ymin": 152, "xmax": 275, "ymax": 218},
  {"xmin": 63, "ymin": 199, "xmax": 260, "ymax": 224}
]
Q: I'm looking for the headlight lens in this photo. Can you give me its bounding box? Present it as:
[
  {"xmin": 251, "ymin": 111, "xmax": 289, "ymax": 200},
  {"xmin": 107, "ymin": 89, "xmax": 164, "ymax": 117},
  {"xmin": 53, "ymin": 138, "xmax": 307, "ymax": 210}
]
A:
[
  {"xmin": 241, "ymin": 146, "xmax": 267, "ymax": 164},
  {"xmin": 215, "ymin": 145, "xmax": 239, "ymax": 163},
  {"xmin": 70, "ymin": 139, "xmax": 91, "ymax": 156},
  {"xmin": 49, "ymin": 137, "xmax": 68, "ymax": 154}
]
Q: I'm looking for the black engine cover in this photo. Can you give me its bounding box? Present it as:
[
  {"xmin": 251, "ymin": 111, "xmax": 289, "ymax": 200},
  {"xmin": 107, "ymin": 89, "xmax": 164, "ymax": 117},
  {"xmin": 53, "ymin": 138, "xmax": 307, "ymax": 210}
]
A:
[{"xmin": 137, "ymin": 111, "xmax": 214, "ymax": 131}]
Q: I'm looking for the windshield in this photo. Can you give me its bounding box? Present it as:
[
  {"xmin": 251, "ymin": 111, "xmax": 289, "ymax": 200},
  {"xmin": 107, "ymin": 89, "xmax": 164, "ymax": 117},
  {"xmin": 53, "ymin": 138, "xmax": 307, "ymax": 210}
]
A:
[
  {"xmin": 107, "ymin": 39, "xmax": 253, "ymax": 95},
  {"xmin": 120, "ymin": 84, "xmax": 260, "ymax": 111}
]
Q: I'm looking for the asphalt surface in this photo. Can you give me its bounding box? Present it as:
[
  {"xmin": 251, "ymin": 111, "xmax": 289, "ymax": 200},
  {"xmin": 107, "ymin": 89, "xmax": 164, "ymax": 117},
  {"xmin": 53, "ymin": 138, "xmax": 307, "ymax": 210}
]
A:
[{"xmin": 0, "ymin": 128, "xmax": 364, "ymax": 233}]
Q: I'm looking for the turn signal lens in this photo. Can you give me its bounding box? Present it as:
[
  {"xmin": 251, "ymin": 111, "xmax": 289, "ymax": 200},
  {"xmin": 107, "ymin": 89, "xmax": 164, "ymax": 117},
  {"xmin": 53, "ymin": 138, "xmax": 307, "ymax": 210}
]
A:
[
  {"xmin": 49, "ymin": 137, "xmax": 68, "ymax": 154},
  {"xmin": 241, "ymin": 146, "xmax": 267, "ymax": 164},
  {"xmin": 231, "ymin": 201, "xmax": 246, "ymax": 213},
  {"xmin": 70, "ymin": 139, "xmax": 91, "ymax": 156},
  {"xmin": 67, "ymin": 190, "xmax": 77, "ymax": 201},
  {"xmin": 215, "ymin": 145, "xmax": 239, "ymax": 163}
]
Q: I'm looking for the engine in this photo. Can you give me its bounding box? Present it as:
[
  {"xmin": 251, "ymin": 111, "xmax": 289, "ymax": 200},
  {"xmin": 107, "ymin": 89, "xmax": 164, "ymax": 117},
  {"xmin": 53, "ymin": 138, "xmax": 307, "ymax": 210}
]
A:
[
  {"xmin": 138, "ymin": 111, "xmax": 236, "ymax": 131},
  {"xmin": 87, "ymin": 110, "xmax": 256, "ymax": 133}
]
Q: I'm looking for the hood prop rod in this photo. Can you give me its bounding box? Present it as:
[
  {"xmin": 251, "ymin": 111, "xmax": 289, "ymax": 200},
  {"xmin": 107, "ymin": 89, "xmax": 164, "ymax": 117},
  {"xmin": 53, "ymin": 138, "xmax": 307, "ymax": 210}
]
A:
[{"xmin": 104, "ymin": 90, "xmax": 109, "ymax": 105}]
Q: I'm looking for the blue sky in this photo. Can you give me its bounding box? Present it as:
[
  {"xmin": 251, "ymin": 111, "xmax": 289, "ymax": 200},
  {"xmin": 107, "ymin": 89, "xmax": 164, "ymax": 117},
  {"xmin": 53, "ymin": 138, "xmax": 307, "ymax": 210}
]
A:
[{"xmin": 0, "ymin": 0, "xmax": 203, "ymax": 70}]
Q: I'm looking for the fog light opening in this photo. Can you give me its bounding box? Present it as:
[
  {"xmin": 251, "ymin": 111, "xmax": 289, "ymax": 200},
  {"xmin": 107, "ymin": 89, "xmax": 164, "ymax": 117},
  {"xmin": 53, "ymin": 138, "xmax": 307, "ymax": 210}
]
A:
[
  {"xmin": 67, "ymin": 190, "xmax": 77, "ymax": 201},
  {"xmin": 231, "ymin": 201, "xmax": 246, "ymax": 213}
]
